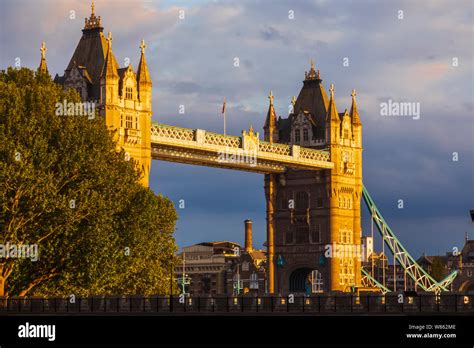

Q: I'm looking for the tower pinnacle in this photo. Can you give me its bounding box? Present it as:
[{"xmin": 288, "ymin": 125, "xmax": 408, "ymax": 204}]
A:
[
  {"xmin": 350, "ymin": 88, "xmax": 361, "ymax": 125},
  {"xmin": 137, "ymin": 39, "xmax": 151, "ymax": 85},
  {"xmin": 38, "ymin": 41, "xmax": 48, "ymax": 75},
  {"xmin": 305, "ymin": 59, "xmax": 319, "ymax": 80},
  {"xmin": 107, "ymin": 31, "xmax": 112, "ymax": 48},
  {"xmin": 327, "ymin": 83, "xmax": 339, "ymax": 122},
  {"xmin": 101, "ymin": 31, "xmax": 118, "ymax": 79},
  {"xmin": 84, "ymin": 0, "xmax": 102, "ymax": 30},
  {"xmin": 291, "ymin": 95, "xmax": 296, "ymax": 106},
  {"xmin": 264, "ymin": 90, "xmax": 277, "ymax": 143},
  {"xmin": 268, "ymin": 90, "xmax": 274, "ymax": 106}
]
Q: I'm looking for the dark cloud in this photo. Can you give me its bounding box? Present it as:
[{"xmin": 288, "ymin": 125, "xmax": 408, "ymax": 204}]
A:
[
  {"xmin": 260, "ymin": 26, "xmax": 288, "ymax": 44},
  {"xmin": 1, "ymin": 0, "xmax": 472, "ymax": 255}
]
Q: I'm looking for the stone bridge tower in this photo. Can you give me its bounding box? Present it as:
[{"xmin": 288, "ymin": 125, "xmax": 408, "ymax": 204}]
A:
[
  {"xmin": 263, "ymin": 62, "xmax": 363, "ymax": 294},
  {"xmin": 52, "ymin": 2, "xmax": 152, "ymax": 186}
]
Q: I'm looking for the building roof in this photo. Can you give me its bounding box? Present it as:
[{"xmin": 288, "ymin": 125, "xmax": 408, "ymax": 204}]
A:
[
  {"xmin": 248, "ymin": 250, "xmax": 266, "ymax": 261},
  {"xmin": 294, "ymin": 62, "xmax": 329, "ymax": 127},
  {"xmin": 274, "ymin": 62, "xmax": 329, "ymax": 144}
]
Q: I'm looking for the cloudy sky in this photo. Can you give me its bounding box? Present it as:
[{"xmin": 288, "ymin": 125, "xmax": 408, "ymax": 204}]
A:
[{"xmin": 1, "ymin": 0, "xmax": 473, "ymax": 258}]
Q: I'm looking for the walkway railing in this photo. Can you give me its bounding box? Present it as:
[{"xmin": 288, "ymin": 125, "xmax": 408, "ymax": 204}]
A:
[
  {"xmin": 1, "ymin": 294, "xmax": 473, "ymax": 314},
  {"xmin": 150, "ymin": 123, "xmax": 333, "ymax": 172}
]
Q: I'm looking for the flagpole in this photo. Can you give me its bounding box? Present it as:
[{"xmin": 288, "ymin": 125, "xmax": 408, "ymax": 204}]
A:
[{"xmin": 223, "ymin": 97, "xmax": 226, "ymax": 135}]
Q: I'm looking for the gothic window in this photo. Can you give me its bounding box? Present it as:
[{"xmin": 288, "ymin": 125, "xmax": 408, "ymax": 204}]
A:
[
  {"xmin": 295, "ymin": 226, "xmax": 309, "ymax": 244},
  {"xmin": 120, "ymin": 114, "xmax": 123, "ymax": 128},
  {"xmin": 295, "ymin": 128, "xmax": 300, "ymax": 142},
  {"xmin": 126, "ymin": 114, "xmax": 133, "ymax": 129},
  {"xmin": 296, "ymin": 191, "xmax": 309, "ymax": 210},
  {"xmin": 309, "ymin": 270, "xmax": 323, "ymax": 293},
  {"xmin": 339, "ymin": 259, "xmax": 355, "ymax": 286},
  {"xmin": 242, "ymin": 261, "xmax": 249, "ymax": 271},
  {"xmin": 135, "ymin": 115, "xmax": 138, "ymax": 129},
  {"xmin": 250, "ymin": 273, "xmax": 259, "ymax": 289},
  {"xmin": 303, "ymin": 128, "xmax": 309, "ymax": 141},
  {"xmin": 311, "ymin": 224, "xmax": 321, "ymax": 244},
  {"xmin": 316, "ymin": 197, "xmax": 323, "ymax": 208},
  {"xmin": 339, "ymin": 229, "xmax": 353, "ymax": 244},
  {"xmin": 285, "ymin": 230, "xmax": 294, "ymax": 244},
  {"xmin": 126, "ymin": 87, "xmax": 133, "ymax": 100}
]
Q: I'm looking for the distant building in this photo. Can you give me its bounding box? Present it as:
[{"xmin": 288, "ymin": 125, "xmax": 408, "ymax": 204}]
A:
[
  {"xmin": 175, "ymin": 241, "xmax": 239, "ymax": 296},
  {"xmin": 176, "ymin": 220, "xmax": 267, "ymax": 296},
  {"xmin": 452, "ymin": 238, "xmax": 474, "ymax": 293}
]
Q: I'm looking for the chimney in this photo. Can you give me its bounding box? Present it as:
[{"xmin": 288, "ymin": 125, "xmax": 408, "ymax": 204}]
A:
[{"xmin": 244, "ymin": 219, "xmax": 253, "ymax": 252}]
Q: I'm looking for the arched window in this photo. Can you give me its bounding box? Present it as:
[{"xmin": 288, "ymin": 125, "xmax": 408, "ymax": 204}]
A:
[
  {"xmin": 250, "ymin": 273, "xmax": 259, "ymax": 289},
  {"xmin": 125, "ymin": 87, "xmax": 133, "ymax": 100},
  {"xmin": 311, "ymin": 224, "xmax": 321, "ymax": 243},
  {"xmin": 295, "ymin": 226, "xmax": 309, "ymax": 244},
  {"xmin": 303, "ymin": 128, "xmax": 309, "ymax": 141},
  {"xmin": 296, "ymin": 191, "xmax": 309, "ymax": 210},
  {"xmin": 295, "ymin": 128, "xmax": 300, "ymax": 142},
  {"xmin": 309, "ymin": 270, "xmax": 323, "ymax": 293},
  {"xmin": 126, "ymin": 114, "xmax": 133, "ymax": 128}
]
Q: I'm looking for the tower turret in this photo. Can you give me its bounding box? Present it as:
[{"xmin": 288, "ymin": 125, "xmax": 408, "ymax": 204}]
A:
[
  {"xmin": 264, "ymin": 90, "xmax": 278, "ymax": 143},
  {"xmin": 326, "ymin": 84, "xmax": 340, "ymax": 144},
  {"xmin": 137, "ymin": 39, "xmax": 152, "ymax": 111},
  {"xmin": 100, "ymin": 31, "xmax": 119, "ymax": 106},
  {"xmin": 350, "ymin": 89, "xmax": 362, "ymax": 147}
]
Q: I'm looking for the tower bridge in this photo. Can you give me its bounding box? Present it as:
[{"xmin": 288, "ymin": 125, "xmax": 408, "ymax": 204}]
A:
[{"xmin": 39, "ymin": 2, "xmax": 458, "ymax": 296}]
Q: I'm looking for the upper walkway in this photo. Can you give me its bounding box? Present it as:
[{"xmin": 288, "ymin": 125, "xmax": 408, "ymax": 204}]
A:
[{"xmin": 150, "ymin": 123, "xmax": 334, "ymax": 173}]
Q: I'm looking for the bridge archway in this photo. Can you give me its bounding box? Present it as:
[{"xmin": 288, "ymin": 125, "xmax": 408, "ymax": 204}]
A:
[
  {"xmin": 289, "ymin": 268, "xmax": 324, "ymax": 294},
  {"xmin": 459, "ymin": 280, "xmax": 474, "ymax": 293}
]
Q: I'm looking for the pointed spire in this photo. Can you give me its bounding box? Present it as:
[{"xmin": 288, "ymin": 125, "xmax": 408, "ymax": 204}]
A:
[
  {"xmin": 264, "ymin": 90, "xmax": 277, "ymax": 143},
  {"xmin": 326, "ymin": 83, "xmax": 339, "ymax": 122},
  {"xmin": 269, "ymin": 90, "xmax": 274, "ymax": 105},
  {"xmin": 350, "ymin": 89, "xmax": 361, "ymax": 125},
  {"xmin": 101, "ymin": 32, "xmax": 118, "ymax": 79},
  {"xmin": 37, "ymin": 41, "xmax": 49, "ymax": 75},
  {"xmin": 137, "ymin": 39, "xmax": 151, "ymax": 85},
  {"xmin": 37, "ymin": 41, "xmax": 49, "ymax": 74}
]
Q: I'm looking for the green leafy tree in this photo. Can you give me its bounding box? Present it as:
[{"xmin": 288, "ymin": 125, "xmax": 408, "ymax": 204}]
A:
[{"xmin": 0, "ymin": 67, "xmax": 178, "ymax": 297}]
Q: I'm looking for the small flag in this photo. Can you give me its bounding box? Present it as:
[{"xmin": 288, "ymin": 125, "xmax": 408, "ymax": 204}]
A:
[{"xmin": 221, "ymin": 97, "xmax": 226, "ymax": 115}]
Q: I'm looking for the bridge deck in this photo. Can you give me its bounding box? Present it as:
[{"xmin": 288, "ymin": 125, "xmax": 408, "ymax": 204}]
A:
[{"xmin": 150, "ymin": 123, "xmax": 334, "ymax": 173}]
